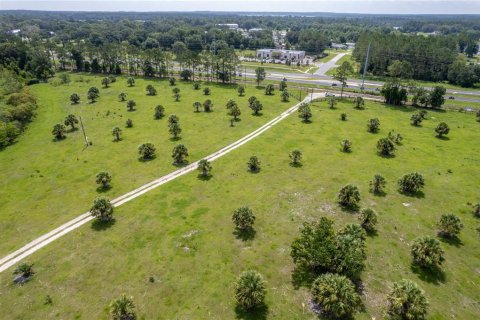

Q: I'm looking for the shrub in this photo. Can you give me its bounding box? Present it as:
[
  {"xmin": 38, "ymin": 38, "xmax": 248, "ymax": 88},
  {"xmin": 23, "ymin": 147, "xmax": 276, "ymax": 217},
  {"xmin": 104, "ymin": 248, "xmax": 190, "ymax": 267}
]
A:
[
  {"xmin": 169, "ymin": 77, "xmax": 176, "ymax": 86},
  {"xmin": 411, "ymin": 113, "xmax": 423, "ymax": 126},
  {"xmin": 234, "ymin": 270, "xmax": 266, "ymax": 310},
  {"xmin": 333, "ymin": 224, "xmax": 367, "ymax": 278},
  {"xmin": 118, "ymin": 92, "xmax": 127, "ymax": 102},
  {"xmin": 168, "ymin": 114, "xmax": 179, "ymax": 125},
  {"xmin": 90, "ymin": 197, "xmax": 114, "ymax": 222},
  {"xmin": 327, "ymin": 97, "xmax": 337, "ymax": 109},
  {"xmin": 370, "ymin": 174, "xmax": 386, "ymax": 194},
  {"xmin": 232, "ymin": 206, "xmax": 255, "ymax": 231},
  {"xmin": 180, "ymin": 69, "xmax": 192, "ymax": 81},
  {"xmin": 437, "ymin": 213, "xmax": 463, "ymax": 238},
  {"xmin": 193, "ymin": 101, "xmax": 202, "ymax": 112},
  {"xmin": 340, "ymin": 113, "xmax": 347, "ymax": 121},
  {"xmin": 435, "ymin": 122, "xmax": 450, "ymax": 137},
  {"xmin": 298, "ymin": 103, "xmax": 312, "ymax": 122},
  {"xmin": 289, "ymin": 149, "xmax": 302, "ymax": 165},
  {"xmin": 110, "ymin": 294, "xmax": 136, "ymax": 320},
  {"xmin": 386, "ymin": 279, "xmax": 428, "ymax": 320},
  {"xmin": 203, "ymin": 87, "xmax": 211, "ymax": 95},
  {"xmin": 138, "ymin": 143, "xmax": 156, "ymax": 159},
  {"xmin": 52, "ymin": 123, "xmax": 66, "ymax": 140},
  {"xmin": 411, "ymin": 236, "xmax": 445, "ymax": 269},
  {"xmin": 377, "ymin": 137, "xmax": 395, "ymax": 156},
  {"xmin": 168, "ymin": 122, "xmax": 182, "ymax": 139},
  {"xmin": 154, "ymin": 105, "xmax": 165, "ymax": 119},
  {"xmin": 367, "ymin": 118, "xmax": 380, "ymax": 133},
  {"xmin": 193, "ymin": 82, "xmax": 201, "ymax": 90},
  {"xmin": 398, "ymin": 172, "xmax": 424, "ymax": 194},
  {"xmin": 419, "ymin": 109, "xmax": 428, "ymax": 119},
  {"xmin": 96, "ymin": 171, "xmax": 112, "ymax": 189},
  {"xmin": 338, "ymin": 184, "xmax": 360, "ymax": 208},
  {"xmin": 70, "ymin": 93, "xmax": 80, "ymax": 104},
  {"xmin": 311, "ymin": 273, "xmax": 361, "ymax": 319},
  {"xmin": 247, "ymin": 156, "xmax": 261, "ymax": 172},
  {"xmin": 13, "ymin": 262, "xmax": 35, "ymax": 278},
  {"xmin": 125, "ymin": 119, "xmax": 133, "ymax": 128},
  {"xmin": 281, "ymin": 89, "xmax": 289, "ymax": 102},
  {"xmin": 230, "ymin": 105, "xmax": 241, "ymax": 120},
  {"xmin": 197, "ymin": 159, "xmax": 212, "ymax": 177},
  {"xmin": 340, "ymin": 139, "xmax": 352, "ymax": 152},
  {"xmin": 171, "ymin": 144, "xmax": 189, "ymax": 164},
  {"xmin": 101, "ymin": 77, "xmax": 110, "ymax": 88},
  {"xmin": 127, "ymin": 77, "xmax": 135, "ymax": 87},
  {"xmin": 358, "ymin": 208, "xmax": 378, "ymax": 231}
]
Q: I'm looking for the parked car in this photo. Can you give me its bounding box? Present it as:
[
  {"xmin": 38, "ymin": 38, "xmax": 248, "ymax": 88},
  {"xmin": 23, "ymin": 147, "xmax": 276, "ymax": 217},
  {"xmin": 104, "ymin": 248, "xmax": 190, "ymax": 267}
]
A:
[
  {"xmin": 326, "ymin": 93, "xmax": 335, "ymax": 97},
  {"xmin": 331, "ymin": 83, "xmax": 337, "ymax": 87},
  {"xmin": 448, "ymin": 96, "xmax": 455, "ymax": 100}
]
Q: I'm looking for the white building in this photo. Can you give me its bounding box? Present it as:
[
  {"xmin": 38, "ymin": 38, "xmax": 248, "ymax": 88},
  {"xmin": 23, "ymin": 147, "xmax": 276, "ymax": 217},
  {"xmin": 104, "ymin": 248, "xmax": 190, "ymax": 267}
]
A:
[
  {"xmin": 256, "ymin": 49, "xmax": 305, "ymax": 61},
  {"xmin": 217, "ymin": 24, "xmax": 239, "ymax": 30}
]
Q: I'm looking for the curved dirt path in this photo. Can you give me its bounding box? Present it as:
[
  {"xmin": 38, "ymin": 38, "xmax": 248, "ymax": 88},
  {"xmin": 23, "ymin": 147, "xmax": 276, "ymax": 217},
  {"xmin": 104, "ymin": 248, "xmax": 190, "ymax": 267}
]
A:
[{"xmin": 0, "ymin": 93, "xmax": 324, "ymax": 273}]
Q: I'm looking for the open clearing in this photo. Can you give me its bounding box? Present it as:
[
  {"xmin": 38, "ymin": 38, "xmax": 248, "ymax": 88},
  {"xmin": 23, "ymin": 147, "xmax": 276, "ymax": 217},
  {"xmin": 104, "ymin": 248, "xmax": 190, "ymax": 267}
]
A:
[
  {"xmin": 0, "ymin": 74, "xmax": 304, "ymax": 256},
  {"xmin": 0, "ymin": 77, "xmax": 479, "ymax": 319}
]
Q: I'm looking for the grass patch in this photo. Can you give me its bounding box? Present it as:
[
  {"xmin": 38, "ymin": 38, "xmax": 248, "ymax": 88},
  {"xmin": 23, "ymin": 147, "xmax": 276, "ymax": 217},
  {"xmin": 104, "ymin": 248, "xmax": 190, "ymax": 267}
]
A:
[{"xmin": 0, "ymin": 97, "xmax": 479, "ymax": 319}]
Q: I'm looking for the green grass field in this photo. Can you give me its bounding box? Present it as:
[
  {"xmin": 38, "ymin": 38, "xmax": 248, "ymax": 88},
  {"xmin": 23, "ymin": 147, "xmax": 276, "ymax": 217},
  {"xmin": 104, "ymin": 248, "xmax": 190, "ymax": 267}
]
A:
[
  {"xmin": 0, "ymin": 74, "xmax": 304, "ymax": 256},
  {"xmin": 0, "ymin": 78, "xmax": 479, "ymax": 319}
]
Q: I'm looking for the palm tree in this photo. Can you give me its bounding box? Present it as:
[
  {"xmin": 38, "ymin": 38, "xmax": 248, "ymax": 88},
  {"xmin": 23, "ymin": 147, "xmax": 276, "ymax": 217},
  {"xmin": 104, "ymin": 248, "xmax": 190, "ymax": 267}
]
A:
[
  {"xmin": 437, "ymin": 213, "xmax": 463, "ymax": 238},
  {"xmin": 64, "ymin": 114, "xmax": 78, "ymax": 130},
  {"xmin": 193, "ymin": 101, "xmax": 202, "ymax": 112},
  {"xmin": 232, "ymin": 207, "xmax": 255, "ymax": 231},
  {"xmin": 101, "ymin": 77, "xmax": 110, "ymax": 88},
  {"xmin": 289, "ymin": 150, "xmax": 302, "ymax": 165},
  {"xmin": 110, "ymin": 294, "xmax": 136, "ymax": 320},
  {"xmin": 197, "ymin": 159, "xmax": 212, "ymax": 177},
  {"xmin": 237, "ymin": 85, "xmax": 245, "ymax": 96},
  {"xmin": 358, "ymin": 208, "xmax": 378, "ymax": 231},
  {"xmin": 70, "ymin": 93, "xmax": 80, "ymax": 104},
  {"xmin": 90, "ymin": 197, "xmax": 114, "ymax": 222},
  {"xmin": 138, "ymin": 143, "xmax": 156, "ymax": 159},
  {"xmin": 298, "ymin": 103, "xmax": 312, "ymax": 122},
  {"xmin": 230, "ymin": 105, "xmax": 241, "ymax": 121},
  {"xmin": 338, "ymin": 184, "xmax": 360, "ymax": 208},
  {"xmin": 169, "ymin": 122, "xmax": 182, "ymax": 139},
  {"xmin": 247, "ymin": 156, "xmax": 261, "ymax": 172},
  {"xmin": 96, "ymin": 171, "xmax": 112, "ymax": 189},
  {"xmin": 154, "ymin": 105, "xmax": 165, "ymax": 119},
  {"xmin": 172, "ymin": 144, "xmax": 189, "ymax": 165},
  {"xmin": 234, "ymin": 270, "xmax": 266, "ymax": 310},
  {"xmin": 52, "ymin": 123, "xmax": 66, "ymax": 140},
  {"xmin": 369, "ymin": 174, "xmax": 386, "ymax": 194},
  {"xmin": 126, "ymin": 100, "xmax": 136, "ymax": 111},
  {"xmin": 311, "ymin": 273, "xmax": 361, "ymax": 319},
  {"xmin": 435, "ymin": 122, "xmax": 450, "ymax": 137},
  {"xmin": 127, "ymin": 77, "xmax": 135, "ymax": 87},
  {"xmin": 118, "ymin": 92, "xmax": 127, "ymax": 101},
  {"xmin": 112, "ymin": 126, "xmax": 122, "ymax": 141},
  {"xmin": 387, "ymin": 279, "xmax": 428, "ymax": 320},
  {"xmin": 281, "ymin": 89, "xmax": 289, "ymax": 102},
  {"xmin": 411, "ymin": 236, "xmax": 445, "ymax": 269}
]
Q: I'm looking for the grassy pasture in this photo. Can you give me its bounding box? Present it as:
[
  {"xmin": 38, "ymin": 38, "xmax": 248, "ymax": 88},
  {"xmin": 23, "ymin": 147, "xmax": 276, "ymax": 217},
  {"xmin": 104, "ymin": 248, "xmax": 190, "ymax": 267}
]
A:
[
  {"xmin": 0, "ymin": 89, "xmax": 479, "ymax": 319},
  {"xmin": 0, "ymin": 74, "xmax": 302, "ymax": 256}
]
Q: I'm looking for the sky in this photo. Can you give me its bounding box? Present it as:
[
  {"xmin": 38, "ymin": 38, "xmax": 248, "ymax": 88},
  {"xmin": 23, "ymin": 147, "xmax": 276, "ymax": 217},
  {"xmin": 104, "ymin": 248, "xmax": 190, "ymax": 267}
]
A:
[{"xmin": 1, "ymin": 0, "xmax": 480, "ymax": 14}]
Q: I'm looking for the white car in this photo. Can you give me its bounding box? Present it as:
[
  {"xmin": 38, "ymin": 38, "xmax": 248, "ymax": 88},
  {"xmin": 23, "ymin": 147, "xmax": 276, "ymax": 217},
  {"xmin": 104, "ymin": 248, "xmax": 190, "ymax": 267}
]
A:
[{"xmin": 326, "ymin": 93, "xmax": 335, "ymax": 97}]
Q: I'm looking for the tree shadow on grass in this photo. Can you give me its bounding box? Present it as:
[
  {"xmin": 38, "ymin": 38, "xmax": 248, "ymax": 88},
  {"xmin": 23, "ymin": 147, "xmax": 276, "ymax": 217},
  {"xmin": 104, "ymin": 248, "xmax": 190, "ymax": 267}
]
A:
[
  {"xmin": 366, "ymin": 229, "xmax": 379, "ymax": 238},
  {"xmin": 138, "ymin": 155, "xmax": 157, "ymax": 163},
  {"xmin": 377, "ymin": 152, "xmax": 396, "ymax": 159},
  {"xmin": 173, "ymin": 160, "xmax": 189, "ymax": 168},
  {"xmin": 291, "ymin": 267, "xmax": 317, "ymax": 290},
  {"xmin": 67, "ymin": 127, "xmax": 79, "ymax": 133},
  {"xmin": 197, "ymin": 174, "xmax": 213, "ymax": 181},
  {"xmin": 439, "ymin": 235, "xmax": 463, "ymax": 248},
  {"xmin": 235, "ymin": 304, "xmax": 268, "ymax": 320},
  {"xmin": 436, "ymin": 135, "xmax": 450, "ymax": 141},
  {"xmin": 399, "ymin": 190, "xmax": 425, "ymax": 199},
  {"xmin": 372, "ymin": 190, "xmax": 387, "ymax": 197},
  {"xmin": 301, "ymin": 119, "xmax": 312, "ymax": 124},
  {"xmin": 91, "ymin": 218, "xmax": 116, "ymax": 231},
  {"xmin": 289, "ymin": 162, "xmax": 303, "ymax": 168},
  {"xmin": 339, "ymin": 204, "xmax": 360, "ymax": 214},
  {"xmin": 96, "ymin": 185, "xmax": 112, "ymax": 194},
  {"xmin": 169, "ymin": 136, "xmax": 182, "ymax": 142},
  {"xmin": 52, "ymin": 136, "xmax": 67, "ymax": 142},
  {"xmin": 233, "ymin": 227, "xmax": 256, "ymax": 241},
  {"xmin": 410, "ymin": 264, "xmax": 446, "ymax": 285}
]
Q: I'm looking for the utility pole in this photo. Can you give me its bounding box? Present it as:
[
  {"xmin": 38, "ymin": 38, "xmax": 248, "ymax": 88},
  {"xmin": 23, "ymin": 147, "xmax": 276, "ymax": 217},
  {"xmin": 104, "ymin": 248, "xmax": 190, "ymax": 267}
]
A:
[
  {"xmin": 310, "ymin": 87, "xmax": 313, "ymax": 102},
  {"xmin": 244, "ymin": 65, "xmax": 246, "ymax": 85},
  {"xmin": 79, "ymin": 116, "xmax": 89, "ymax": 147},
  {"xmin": 361, "ymin": 42, "xmax": 371, "ymax": 93},
  {"xmin": 211, "ymin": 34, "xmax": 216, "ymax": 83}
]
